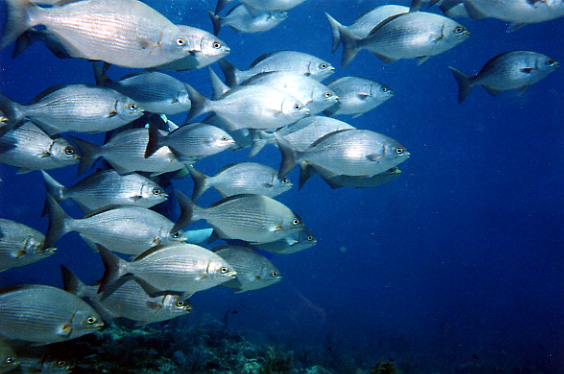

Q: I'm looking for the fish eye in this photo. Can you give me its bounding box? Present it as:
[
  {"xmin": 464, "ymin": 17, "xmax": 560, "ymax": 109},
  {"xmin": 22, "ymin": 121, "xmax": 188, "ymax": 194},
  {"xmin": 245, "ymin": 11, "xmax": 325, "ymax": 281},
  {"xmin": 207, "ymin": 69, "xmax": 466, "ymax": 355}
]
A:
[
  {"xmin": 292, "ymin": 219, "xmax": 301, "ymax": 225},
  {"xmin": 220, "ymin": 266, "xmax": 228, "ymax": 274},
  {"xmin": 294, "ymin": 103, "xmax": 302, "ymax": 110},
  {"xmin": 5, "ymin": 357, "xmax": 14, "ymax": 364},
  {"xmin": 129, "ymin": 103, "xmax": 138, "ymax": 110},
  {"xmin": 271, "ymin": 271, "xmax": 278, "ymax": 277},
  {"xmin": 324, "ymin": 91, "xmax": 332, "ymax": 98},
  {"xmin": 172, "ymin": 231, "xmax": 181, "ymax": 238},
  {"xmin": 57, "ymin": 361, "xmax": 67, "ymax": 367},
  {"xmin": 87, "ymin": 316, "xmax": 97, "ymax": 324},
  {"xmin": 547, "ymin": 58, "xmax": 556, "ymax": 65},
  {"xmin": 395, "ymin": 147, "xmax": 404, "ymax": 154},
  {"xmin": 176, "ymin": 38, "xmax": 186, "ymax": 46},
  {"xmin": 307, "ymin": 235, "xmax": 314, "ymax": 241},
  {"xmin": 221, "ymin": 136, "xmax": 230, "ymax": 141},
  {"xmin": 319, "ymin": 63, "xmax": 328, "ymax": 69},
  {"xmin": 380, "ymin": 87, "xmax": 388, "ymax": 92},
  {"xmin": 175, "ymin": 300, "xmax": 184, "ymax": 307},
  {"xmin": 281, "ymin": 178, "xmax": 289, "ymax": 184},
  {"xmin": 64, "ymin": 147, "xmax": 76, "ymax": 155},
  {"xmin": 152, "ymin": 188, "xmax": 163, "ymax": 195},
  {"xmin": 454, "ymin": 25, "xmax": 464, "ymax": 33},
  {"xmin": 213, "ymin": 42, "xmax": 222, "ymax": 49}
]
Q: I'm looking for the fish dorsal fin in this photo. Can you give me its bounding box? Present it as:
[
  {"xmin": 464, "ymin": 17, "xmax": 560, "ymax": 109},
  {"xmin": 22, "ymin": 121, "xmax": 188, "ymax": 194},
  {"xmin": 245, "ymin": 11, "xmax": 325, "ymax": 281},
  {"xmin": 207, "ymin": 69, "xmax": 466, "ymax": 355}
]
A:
[
  {"xmin": 81, "ymin": 204, "xmax": 125, "ymax": 218},
  {"xmin": 208, "ymin": 193, "xmax": 256, "ymax": 208},
  {"xmin": 309, "ymin": 129, "xmax": 354, "ymax": 148},
  {"xmin": 0, "ymin": 284, "xmax": 50, "ymax": 295},
  {"xmin": 367, "ymin": 13, "xmax": 407, "ymax": 37},
  {"xmin": 248, "ymin": 52, "xmax": 279, "ymax": 68},
  {"xmin": 29, "ymin": 84, "xmax": 77, "ymax": 104},
  {"xmin": 133, "ymin": 244, "xmax": 171, "ymax": 262}
]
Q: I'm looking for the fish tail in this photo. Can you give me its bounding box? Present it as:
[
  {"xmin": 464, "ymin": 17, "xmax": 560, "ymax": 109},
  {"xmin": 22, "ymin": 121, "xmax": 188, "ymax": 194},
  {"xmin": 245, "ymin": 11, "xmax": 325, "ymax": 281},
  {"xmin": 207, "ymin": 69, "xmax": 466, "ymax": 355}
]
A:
[
  {"xmin": 274, "ymin": 133, "xmax": 298, "ymax": 179},
  {"xmin": 215, "ymin": 0, "xmax": 233, "ymax": 14},
  {"xmin": 144, "ymin": 115, "xmax": 167, "ymax": 158},
  {"xmin": 187, "ymin": 165, "xmax": 210, "ymax": 202},
  {"xmin": 410, "ymin": 0, "xmax": 425, "ymax": 11},
  {"xmin": 44, "ymin": 194, "xmax": 73, "ymax": 247},
  {"xmin": 97, "ymin": 245, "xmax": 128, "ymax": 294},
  {"xmin": 60, "ymin": 265, "xmax": 92, "ymax": 299},
  {"xmin": 208, "ymin": 67, "xmax": 230, "ymax": 98},
  {"xmin": 68, "ymin": 136, "xmax": 100, "ymax": 176},
  {"xmin": 40, "ymin": 171, "xmax": 66, "ymax": 216},
  {"xmin": 173, "ymin": 189, "xmax": 200, "ymax": 232},
  {"xmin": 338, "ymin": 25, "xmax": 360, "ymax": 69},
  {"xmin": 92, "ymin": 62, "xmax": 112, "ymax": 87},
  {"xmin": 208, "ymin": 10, "xmax": 222, "ymax": 36},
  {"xmin": 324, "ymin": 12, "xmax": 344, "ymax": 53},
  {"xmin": 248, "ymin": 130, "xmax": 270, "ymax": 158},
  {"xmin": 12, "ymin": 29, "xmax": 37, "ymax": 58},
  {"xmin": 0, "ymin": 0, "xmax": 38, "ymax": 50},
  {"xmin": 184, "ymin": 83, "xmax": 212, "ymax": 122},
  {"xmin": 0, "ymin": 91, "xmax": 25, "ymax": 126},
  {"xmin": 218, "ymin": 59, "xmax": 241, "ymax": 87},
  {"xmin": 298, "ymin": 162, "xmax": 315, "ymax": 190},
  {"xmin": 448, "ymin": 66, "xmax": 473, "ymax": 104}
]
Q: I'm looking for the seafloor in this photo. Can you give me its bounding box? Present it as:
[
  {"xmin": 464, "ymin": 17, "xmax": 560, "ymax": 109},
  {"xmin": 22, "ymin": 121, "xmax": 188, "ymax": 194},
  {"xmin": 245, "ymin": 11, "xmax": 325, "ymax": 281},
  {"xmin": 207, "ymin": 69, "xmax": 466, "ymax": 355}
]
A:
[{"xmin": 15, "ymin": 312, "xmax": 546, "ymax": 374}]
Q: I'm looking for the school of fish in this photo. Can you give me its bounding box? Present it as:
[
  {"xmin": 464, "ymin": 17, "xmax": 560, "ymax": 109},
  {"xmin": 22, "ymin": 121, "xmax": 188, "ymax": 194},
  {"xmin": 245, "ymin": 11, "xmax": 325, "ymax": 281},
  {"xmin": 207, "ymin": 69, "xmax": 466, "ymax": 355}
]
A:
[{"xmin": 0, "ymin": 0, "xmax": 561, "ymax": 369}]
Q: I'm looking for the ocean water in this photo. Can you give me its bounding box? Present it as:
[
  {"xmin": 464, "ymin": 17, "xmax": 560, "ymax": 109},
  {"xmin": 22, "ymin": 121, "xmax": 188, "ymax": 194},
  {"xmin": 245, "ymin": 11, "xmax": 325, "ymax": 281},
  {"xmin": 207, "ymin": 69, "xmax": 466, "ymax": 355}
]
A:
[{"xmin": 0, "ymin": 0, "xmax": 563, "ymax": 373}]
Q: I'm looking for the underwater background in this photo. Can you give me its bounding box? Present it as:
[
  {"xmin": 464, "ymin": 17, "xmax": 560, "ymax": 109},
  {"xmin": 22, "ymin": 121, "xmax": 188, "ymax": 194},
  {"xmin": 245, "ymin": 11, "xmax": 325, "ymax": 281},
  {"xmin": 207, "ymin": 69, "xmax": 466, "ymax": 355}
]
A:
[{"xmin": 0, "ymin": 0, "xmax": 563, "ymax": 373}]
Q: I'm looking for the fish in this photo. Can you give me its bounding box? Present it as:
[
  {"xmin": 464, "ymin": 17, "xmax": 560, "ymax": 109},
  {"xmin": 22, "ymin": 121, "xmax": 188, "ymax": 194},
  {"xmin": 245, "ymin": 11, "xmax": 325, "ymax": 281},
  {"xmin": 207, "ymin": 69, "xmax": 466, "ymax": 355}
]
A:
[
  {"xmin": 0, "ymin": 85, "xmax": 143, "ymax": 135},
  {"xmin": 97, "ymin": 243, "xmax": 236, "ymax": 297},
  {"xmin": 449, "ymin": 51, "xmax": 560, "ymax": 103},
  {"xmin": 463, "ymin": 0, "xmax": 564, "ymax": 32},
  {"xmin": 325, "ymin": 5, "xmax": 409, "ymax": 52},
  {"xmin": 184, "ymin": 83, "xmax": 310, "ymax": 131},
  {"xmin": 241, "ymin": 71, "xmax": 339, "ymax": 115},
  {"xmin": 0, "ymin": 218, "xmax": 56, "ymax": 273},
  {"xmin": 12, "ymin": 356, "xmax": 73, "ymax": 374},
  {"xmin": 276, "ymin": 129, "xmax": 410, "ymax": 179},
  {"xmin": 0, "ymin": 121, "xmax": 80, "ymax": 174},
  {"xmin": 240, "ymin": 0, "xmax": 307, "ymax": 12},
  {"xmin": 70, "ymin": 128, "xmax": 186, "ymax": 176},
  {"xmin": 44, "ymin": 195, "xmax": 187, "ymax": 256},
  {"xmin": 0, "ymin": 339, "xmax": 19, "ymax": 373},
  {"xmin": 187, "ymin": 162, "xmax": 293, "ymax": 201},
  {"xmin": 0, "ymin": 0, "xmax": 196, "ymax": 68},
  {"xmin": 93, "ymin": 65, "xmax": 192, "ymax": 115},
  {"xmin": 339, "ymin": 11, "xmax": 470, "ymax": 67},
  {"xmin": 175, "ymin": 190, "xmax": 305, "ymax": 244},
  {"xmin": 0, "ymin": 285, "xmax": 103, "ymax": 344},
  {"xmin": 209, "ymin": 6, "xmax": 288, "ymax": 35},
  {"xmin": 145, "ymin": 121, "xmax": 235, "ymax": 162},
  {"xmin": 218, "ymin": 51, "xmax": 335, "ymax": 86},
  {"xmin": 41, "ymin": 169, "xmax": 168, "ymax": 213},
  {"xmin": 318, "ymin": 167, "xmax": 402, "ymax": 190},
  {"xmin": 147, "ymin": 25, "xmax": 231, "ymax": 71},
  {"xmin": 214, "ymin": 246, "xmax": 282, "ymax": 292},
  {"xmin": 323, "ymin": 76, "xmax": 394, "ymax": 117},
  {"xmin": 61, "ymin": 265, "xmax": 191, "ymax": 325},
  {"xmin": 250, "ymin": 227, "xmax": 317, "ymax": 254}
]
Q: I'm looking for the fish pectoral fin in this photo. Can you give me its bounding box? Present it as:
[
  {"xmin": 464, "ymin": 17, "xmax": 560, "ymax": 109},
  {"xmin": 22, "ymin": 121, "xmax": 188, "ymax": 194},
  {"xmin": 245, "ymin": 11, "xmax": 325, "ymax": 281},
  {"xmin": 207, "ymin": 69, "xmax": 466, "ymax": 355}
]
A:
[
  {"xmin": 39, "ymin": 150, "xmax": 50, "ymax": 158},
  {"xmin": 58, "ymin": 323, "xmax": 72, "ymax": 337},
  {"xmin": 194, "ymin": 274, "xmax": 208, "ymax": 281},
  {"xmin": 506, "ymin": 23, "xmax": 525, "ymax": 33},
  {"xmin": 108, "ymin": 109, "xmax": 117, "ymax": 118},
  {"xmin": 416, "ymin": 56, "xmax": 430, "ymax": 65},
  {"xmin": 372, "ymin": 52, "xmax": 397, "ymax": 64},
  {"xmin": 146, "ymin": 301, "xmax": 163, "ymax": 311},
  {"xmin": 130, "ymin": 195, "xmax": 143, "ymax": 201},
  {"xmin": 520, "ymin": 68, "xmax": 534, "ymax": 74},
  {"xmin": 152, "ymin": 237, "xmax": 161, "ymax": 245},
  {"xmin": 519, "ymin": 85, "xmax": 530, "ymax": 94},
  {"xmin": 483, "ymin": 86, "xmax": 504, "ymax": 96},
  {"xmin": 13, "ymin": 249, "xmax": 26, "ymax": 258},
  {"xmin": 269, "ymin": 224, "xmax": 283, "ymax": 232},
  {"xmin": 367, "ymin": 154, "xmax": 383, "ymax": 161}
]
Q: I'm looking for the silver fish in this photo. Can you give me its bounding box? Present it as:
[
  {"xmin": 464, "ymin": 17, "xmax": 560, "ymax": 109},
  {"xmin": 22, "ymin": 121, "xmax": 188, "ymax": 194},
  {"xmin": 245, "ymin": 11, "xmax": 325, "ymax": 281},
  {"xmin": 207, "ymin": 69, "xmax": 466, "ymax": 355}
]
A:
[
  {"xmin": 209, "ymin": 6, "xmax": 288, "ymax": 35},
  {"xmin": 318, "ymin": 167, "xmax": 402, "ymax": 190},
  {"xmin": 240, "ymin": 0, "xmax": 307, "ymax": 12},
  {"xmin": 0, "ymin": 121, "xmax": 79, "ymax": 174},
  {"xmin": 323, "ymin": 76, "xmax": 394, "ymax": 117},
  {"xmin": 0, "ymin": 218, "xmax": 56, "ymax": 273},
  {"xmin": 148, "ymin": 25, "xmax": 230, "ymax": 71},
  {"xmin": 242, "ymin": 71, "xmax": 339, "ymax": 115},
  {"xmin": 41, "ymin": 170, "xmax": 168, "ymax": 212},
  {"xmin": 1, "ymin": 0, "xmax": 195, "ymax": 68},
  {"xmin": 0, "ymin": 285, "xmax": 103, "ymax": 344},
  {"xmin": 145, "ymin": 122, "xmax": 235, "ymax": 162},
  {"xmin": 70, "ymin": 128, "xmax": 186, "ymax": 176},
  {"xmin": 464, "ymin": 0, "xmax": 564, "ymax": 32},
  {"xmin": 61, "ymin": 265, "xmax": 191, "ymax": 325},
  {"xmin": 93, "ymin": 66, "xmax": 191, "ymax": 115},
  {"xmin": 339, "ymin": 11, "xmax": 470, "ymax": 67},
  {"xmin": 449, "ymin": 51, "xmax": 560, "ymax": 103},
  {"xmin": 0, "ymin": 85, "xmax": 143, "ymax": 135},
  {"xmin": 45, "ymin": 196, "xmax": 187, "ymax": 255},
  {"xmin": 214, "ymin": 246, "xmax": 281, "ymax": 292},
  {"xmin": 187, "ymin": 162, "xmax": 293, "ymax": 201},
  {"xmin": 250, "ymin": 226, "xmax": 316, "ymax": 254},
  {"xmin": 277, "ymin": 129, "xmax": 410, "ymax": 178},
  {"xmin": 176, "ymin": 191, "xmax": 305, "ymax": 244},
  {"xmin": 185, "ymin": 83, "xmax": 310, "ymax": 131},
  {"xmin": 0, "ymin": 339, "xmax": 19, "ymax": 373},
  {"xmin": 218, "ymin": 51, "xmax": 335, "ymax": 86},
  {"xmin": 13, "ymin": 356, "xmax": 73, "ymax": 374},
  {"xmin": 97, "ymin": 243, "xmax": 236, "ymax": 297},
  {"xmin": 325, "ymin": 5, "xmax": 409, "ymax": 52}
]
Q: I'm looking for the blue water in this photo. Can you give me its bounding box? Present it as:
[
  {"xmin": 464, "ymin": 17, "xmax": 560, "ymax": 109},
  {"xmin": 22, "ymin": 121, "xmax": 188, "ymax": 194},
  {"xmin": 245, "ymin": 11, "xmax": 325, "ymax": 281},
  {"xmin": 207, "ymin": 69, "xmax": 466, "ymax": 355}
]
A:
[{"xmin": 1, "ymin": 0, "xmax": 563, "ymax": 372}]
